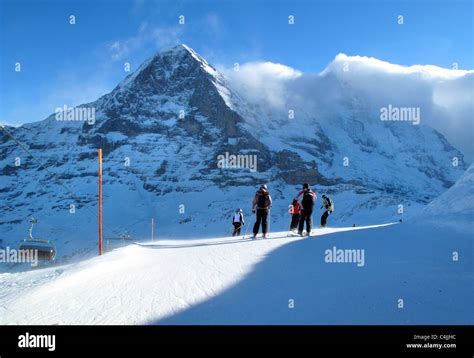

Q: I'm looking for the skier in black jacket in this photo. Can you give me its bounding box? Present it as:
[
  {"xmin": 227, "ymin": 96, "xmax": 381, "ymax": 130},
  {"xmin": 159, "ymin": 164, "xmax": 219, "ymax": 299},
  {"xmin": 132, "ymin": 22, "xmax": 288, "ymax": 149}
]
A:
[
  {"xmin": 297, "ymin": 183, "xmax": 316, "ymax": 236},
  {"xmin": 251, "ymin": 184, "xmax": 272, "ymax": 239}
]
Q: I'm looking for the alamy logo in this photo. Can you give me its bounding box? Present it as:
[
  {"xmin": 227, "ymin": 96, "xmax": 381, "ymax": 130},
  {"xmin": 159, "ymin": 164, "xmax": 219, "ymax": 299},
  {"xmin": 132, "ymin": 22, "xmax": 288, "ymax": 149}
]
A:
[
  {"xmin": 324, "ymin": 246, "xmax": 365, "ymax": 267},
  {"xmin": 0, "ymin": 246, "xmax": 38, "ymax": 267},
  {"xmin": 217, "ymin": 152, "xmax": 257, "ymax": 172},
  {"xmin": 18, "ymin": 333, "xmax": 56, "ymax": 351},
  {"xmin": 55, "ymin": 105, "xmax": 96, "ymax": 125},
  {"xmin": 380, "ymin": 104, "xmax": 420, "ymax": 125}
]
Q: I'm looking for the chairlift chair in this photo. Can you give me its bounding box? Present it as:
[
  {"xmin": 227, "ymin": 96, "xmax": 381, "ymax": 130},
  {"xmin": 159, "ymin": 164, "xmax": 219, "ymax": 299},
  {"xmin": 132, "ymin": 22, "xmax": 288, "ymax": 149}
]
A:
[{"xmin": 18, "ymin": 218, "xmax": 57, "ymax": 261}]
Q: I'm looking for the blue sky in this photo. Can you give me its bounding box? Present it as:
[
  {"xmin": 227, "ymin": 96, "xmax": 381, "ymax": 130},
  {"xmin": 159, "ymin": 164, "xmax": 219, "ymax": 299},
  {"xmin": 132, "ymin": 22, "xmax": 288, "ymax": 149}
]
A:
[{"xmin": 0, "ymin": 0, "xmax": 472, "ymax": 125}]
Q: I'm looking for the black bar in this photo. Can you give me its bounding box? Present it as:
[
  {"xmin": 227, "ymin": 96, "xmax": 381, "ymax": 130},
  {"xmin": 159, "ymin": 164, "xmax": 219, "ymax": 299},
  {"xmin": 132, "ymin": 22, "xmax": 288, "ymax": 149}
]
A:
[{"xmin": 0, "ymin": 325, "xmax": 472, "ymax": 354}]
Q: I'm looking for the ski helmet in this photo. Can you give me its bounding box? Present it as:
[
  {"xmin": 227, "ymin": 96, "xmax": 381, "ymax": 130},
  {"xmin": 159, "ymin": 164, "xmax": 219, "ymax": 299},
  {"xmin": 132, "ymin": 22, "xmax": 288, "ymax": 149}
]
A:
[
  {"xmin": 236, "ymin": 208, "xmax": 242, "ymax": 212},
  {"xmin": 303, "ymin": 183, "xmax": 310, "ymax": 190},
  {"xmin": 260, "ymin": 184, "xmax": 268, "ymax": 190}
]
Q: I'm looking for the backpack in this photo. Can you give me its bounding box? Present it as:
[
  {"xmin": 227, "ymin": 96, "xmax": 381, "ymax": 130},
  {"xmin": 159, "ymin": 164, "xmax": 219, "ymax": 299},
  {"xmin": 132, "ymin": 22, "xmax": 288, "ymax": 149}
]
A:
[
  {"xmin": 233, "ymin": 212, "xmax": 242, "ymax": 223},
  {"xmin": 325, "ymin": 197, "xmax": 334, "ymax": 212},
  {"xmin": 302, "ymin": 191, "xmax": 315, "ymax": 211},
  {"xmin": 257, "ymin": 191, "xmax": 268, "ymax": 208}
]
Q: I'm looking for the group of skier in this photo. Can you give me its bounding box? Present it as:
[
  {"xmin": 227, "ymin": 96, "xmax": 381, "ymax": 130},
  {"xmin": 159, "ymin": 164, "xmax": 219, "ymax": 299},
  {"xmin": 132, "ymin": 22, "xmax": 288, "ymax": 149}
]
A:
[{"xmin": 231, "ymin": 183, "xmax": 334, "ymax": 238}]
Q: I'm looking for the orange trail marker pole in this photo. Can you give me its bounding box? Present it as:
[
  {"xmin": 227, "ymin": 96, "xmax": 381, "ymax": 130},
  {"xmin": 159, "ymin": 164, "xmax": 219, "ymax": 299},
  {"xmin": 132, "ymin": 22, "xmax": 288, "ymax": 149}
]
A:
[{"xmin": 98, "ymin": 148, "xmax": 103, "ymax": 255}]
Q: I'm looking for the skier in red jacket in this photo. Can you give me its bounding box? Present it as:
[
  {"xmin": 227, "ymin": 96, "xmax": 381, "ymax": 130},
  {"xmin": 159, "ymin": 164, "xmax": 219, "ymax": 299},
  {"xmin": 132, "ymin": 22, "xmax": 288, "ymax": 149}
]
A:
[{"xmin": 289, "ymin": 198, "xmax": 302, "ymax": 232}]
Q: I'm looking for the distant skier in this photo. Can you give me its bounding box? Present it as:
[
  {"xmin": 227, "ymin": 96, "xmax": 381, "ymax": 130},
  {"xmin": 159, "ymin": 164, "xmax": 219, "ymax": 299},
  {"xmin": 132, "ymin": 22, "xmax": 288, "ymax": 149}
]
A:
[
  {"xmin": 289, "ymin": 198, "xmax": 302, "ymax": 232},
  {"xmin": 232, "ymin": 209, "xmax": 245, "ymax": 236},
  {"xmin": 252, "ymin": 184, "xmax": 272, "ymax": 239},
  {"xmin": 297, "ymin": 183, "xmax": 316, "ymax": 236},
  {"xmin": 320, "ymin": 194, "xmax": 334, "ymax": 227}
]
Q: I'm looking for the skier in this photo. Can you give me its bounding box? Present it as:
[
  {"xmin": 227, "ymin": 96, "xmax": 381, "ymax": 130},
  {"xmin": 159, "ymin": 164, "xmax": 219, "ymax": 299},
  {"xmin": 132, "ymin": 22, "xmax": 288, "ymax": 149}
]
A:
[
  {"xmin": 251, "ymin": 184, "xmax": 272, "ymax": 239},
  {"xmin": 289, "ymin": 198, "xmax": 302, "ymax": 232},
  {"xmin": 232, "ymin": 209, "xmax": 245, "ymax": 236},
  {"xmin": 297, "ymin": 183, "xmax": 316, "ymax": 236},
  {"xmin": 320, "ymin": 194, "xmax": 334, "ymax": 227}
]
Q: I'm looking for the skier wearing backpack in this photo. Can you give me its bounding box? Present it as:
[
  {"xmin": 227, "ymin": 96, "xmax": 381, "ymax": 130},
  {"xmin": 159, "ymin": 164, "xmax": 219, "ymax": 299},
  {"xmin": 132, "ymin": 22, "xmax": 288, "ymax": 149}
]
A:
[
  {"xmin": 289, "ymin": 198, "xmax": 302, "ymax": 232},
  {"xmin": 320, "ymin": 194, "xmax": 334, "ymax": 227},
  {"xmin": 297, "ymin": 183, "xmax": 316, "ymax": 236},
  {"xmin": 251, "ymin": 184, "xmax": 272, "ymax": 239},
  {"xmin": 232, "ymin": 209, "xmax": 245, "ymax": 236}
]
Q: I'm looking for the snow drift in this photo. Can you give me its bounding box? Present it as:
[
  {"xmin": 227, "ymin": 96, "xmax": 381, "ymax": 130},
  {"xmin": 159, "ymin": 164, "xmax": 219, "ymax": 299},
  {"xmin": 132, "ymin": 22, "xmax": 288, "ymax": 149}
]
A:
[{"xmin": 416, "ymin": 164, "xmax": 474, "ymax": 233}]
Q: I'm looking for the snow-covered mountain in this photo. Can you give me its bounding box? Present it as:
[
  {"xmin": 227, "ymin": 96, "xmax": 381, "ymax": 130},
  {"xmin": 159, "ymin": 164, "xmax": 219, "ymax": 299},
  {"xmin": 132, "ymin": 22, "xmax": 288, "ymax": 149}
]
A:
[{"xmin": 0, "ymin": 44, "xmax": 468, "ymax": 258}]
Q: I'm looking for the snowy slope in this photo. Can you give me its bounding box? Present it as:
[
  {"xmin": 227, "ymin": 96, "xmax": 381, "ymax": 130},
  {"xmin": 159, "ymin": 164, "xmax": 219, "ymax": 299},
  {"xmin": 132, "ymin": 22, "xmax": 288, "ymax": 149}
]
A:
[
  {"xmin": 0, "ymin": 222, "xmax": 471, "ymax": 325},
  {"xmin": 415, "ymin": 164, "xmax": 474, "ymax": 233}
]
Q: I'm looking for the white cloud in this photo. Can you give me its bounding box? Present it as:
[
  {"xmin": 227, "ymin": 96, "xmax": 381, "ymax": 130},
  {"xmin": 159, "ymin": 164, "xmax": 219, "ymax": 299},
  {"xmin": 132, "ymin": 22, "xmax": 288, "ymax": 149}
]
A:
[
  {"xmin": 223, "ymin": 55, "xmax": 474, "ymax": 161},
  {"xmin": 327, "ymin": 53, "xmax": 471, "ymax": 79},
  {"xmin": 205, "ymin": 12, "xmax": 221, "ymax": 33},
  {"xmin": 222, "ymin": 62, "xmax": 302, "ymax": 109},
  {"xmin": 150, "ymin": 26, "xmax": 182, "ymax": 48},
  {"xmin": 109, "ymin": 41, "xmax": 131, "ymax": 61},
  {"xmin": 108, "ymin": 22, "xmax": 183, "ymax": 61}
]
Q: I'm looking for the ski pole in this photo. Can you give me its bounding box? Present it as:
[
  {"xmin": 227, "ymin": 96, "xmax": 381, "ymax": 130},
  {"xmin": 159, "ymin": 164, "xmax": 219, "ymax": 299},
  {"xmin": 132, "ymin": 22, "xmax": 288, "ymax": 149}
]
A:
[
  {"xmin": 243, "ymin": 212, "xmax": 251, "ymax": 238},
  {"xmin": 268, "ymin": 209, "xmax": 271, "ymax": 235}
]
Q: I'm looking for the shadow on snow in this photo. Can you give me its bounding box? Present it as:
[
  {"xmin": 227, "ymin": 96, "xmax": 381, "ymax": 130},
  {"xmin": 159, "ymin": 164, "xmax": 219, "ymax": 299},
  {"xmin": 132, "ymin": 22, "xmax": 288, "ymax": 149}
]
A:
[{"xmin": 152, "ymin": 224, "xmax": 472, "ymax": 325}]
